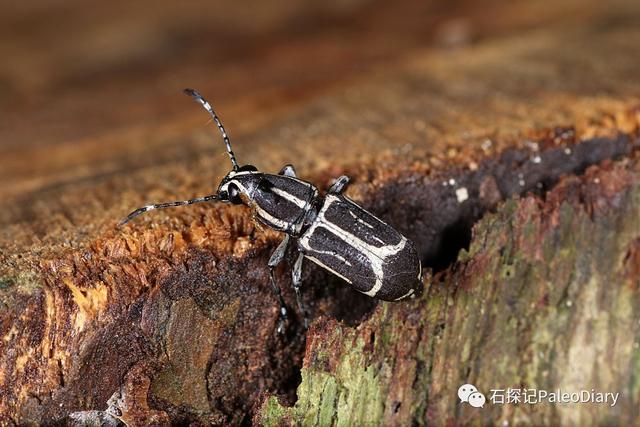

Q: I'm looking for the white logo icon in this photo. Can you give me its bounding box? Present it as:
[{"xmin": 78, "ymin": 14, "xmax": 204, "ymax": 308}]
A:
[
  {"xmin": 468, "ymin": 391, "xmax": 486, "ymax": 408},
  {"xmin": 458, "ymin": 384, "xmax": 478, "ymax": 402},
  {"xmin": 458, "ymin": 384, "xmax": 486, "ymax": 408}
]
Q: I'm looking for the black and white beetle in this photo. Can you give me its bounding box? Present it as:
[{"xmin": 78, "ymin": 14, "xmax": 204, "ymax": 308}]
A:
[{"xmin": 121, "ymin": 89, "xmax": 423, "ymax": 332}]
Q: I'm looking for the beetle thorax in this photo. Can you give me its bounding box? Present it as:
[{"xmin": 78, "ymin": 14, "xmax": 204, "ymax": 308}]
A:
[{"xmin": 223, "ymin": 172, "xmax": 320, "ymax": 235}]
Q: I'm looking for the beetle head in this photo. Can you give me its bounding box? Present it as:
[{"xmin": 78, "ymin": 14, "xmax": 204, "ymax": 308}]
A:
[{"xmin": 217, "ymin": 164, "xmax": 259, "ymax": 205}]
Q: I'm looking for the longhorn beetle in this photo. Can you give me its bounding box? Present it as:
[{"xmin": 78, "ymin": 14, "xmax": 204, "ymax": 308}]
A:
[{"xmin": 121, "ymin": 89, "xmax": 423, "ymax": 332}]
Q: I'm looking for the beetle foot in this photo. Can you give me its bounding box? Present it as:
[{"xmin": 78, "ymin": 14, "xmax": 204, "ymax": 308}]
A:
[{"xmin": 276, "ymin": 306, "xmax": 288, "ymax": 334}]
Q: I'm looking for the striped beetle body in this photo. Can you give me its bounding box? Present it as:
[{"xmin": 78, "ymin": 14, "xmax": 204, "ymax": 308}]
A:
[
  {"xmin": 299, "ymin": 194, "xmax": 421, "ymax": 301},
  {"xmin": 121, "ymin": 89, "xmax": 423, "ymax": 332}
]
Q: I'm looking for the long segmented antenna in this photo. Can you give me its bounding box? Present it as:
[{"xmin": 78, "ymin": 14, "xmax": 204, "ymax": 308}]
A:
[
  {"xmin": 119, "ymin": 194, "xmax": 218, "ymax": 226},
  {"xmin": 183, "ymin": 88, "xmax": 239, "ymax": 170}
]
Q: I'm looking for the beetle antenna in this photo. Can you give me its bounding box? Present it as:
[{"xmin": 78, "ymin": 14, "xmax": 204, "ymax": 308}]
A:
[
  {"xmin": 119, "ymin": 194, "xmax": 218, "ymax": 226},
  {"xmin": 183, "ymin": 88, "xmax": 239, "ymax": 171}
]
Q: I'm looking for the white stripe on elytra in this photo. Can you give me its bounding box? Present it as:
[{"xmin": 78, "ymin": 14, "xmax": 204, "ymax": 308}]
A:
[
  {"xmin": 348, "ymin": 206, "xmax": 386, "ymax": 244},
  {"xmin": 349, "ymin": 209, "xmax": 374, "ymax": 229},
  {"xmin": 307, "ymin": 248, "xmax": 351, "ymax": 266},
  {"xmin": 300, "ymin": 194, "xmax": 407, "ymax": 297},
  {"xmin": 305, "ymin": 255, "xmax": 353, "ymax": 284}
]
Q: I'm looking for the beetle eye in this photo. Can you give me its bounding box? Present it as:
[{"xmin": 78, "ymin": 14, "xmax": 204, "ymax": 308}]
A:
[{"xmin": 228, "ymin": 184, "xmax": 243, "ymax": 205}]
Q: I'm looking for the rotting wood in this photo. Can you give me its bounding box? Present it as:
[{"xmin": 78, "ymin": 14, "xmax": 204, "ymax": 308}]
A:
[
  {"xmin": 2, "ymin": 133, "xmax": 638, "ymax": 424},
  {"xmin": 259, "ymin": 154, "xmax": 640, "ymax": 426}
]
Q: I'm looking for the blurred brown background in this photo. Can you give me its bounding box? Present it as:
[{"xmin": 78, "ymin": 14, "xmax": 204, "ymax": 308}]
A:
[{"xmin": 2, "ymin": 0, "xmax": 638, "ymax": 204}]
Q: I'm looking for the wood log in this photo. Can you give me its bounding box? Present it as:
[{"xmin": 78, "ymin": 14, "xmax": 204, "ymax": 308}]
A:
[
  {"xmin": 260, "ymin": 156, "xmax": 640, "ymax": 426},
  {"xmin": 1, "ymin": 0, "xmax": 639, "ymax": 425}
]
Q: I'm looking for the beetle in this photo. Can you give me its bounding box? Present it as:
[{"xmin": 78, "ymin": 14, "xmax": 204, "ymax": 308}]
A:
[{"xmin": 121, "ymin": 89, "xmax": 423, "ymax": 332}]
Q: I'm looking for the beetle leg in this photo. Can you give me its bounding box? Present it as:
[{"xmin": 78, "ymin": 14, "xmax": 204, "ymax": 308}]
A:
[
  {"xmin": 268, "ymin": 235, "xmax": 290, "ymax": 334},
  {"xmin": 279, "ymin": 164, "xmax": 297, "ymax": 177},
  {"xmin": 292, "ymin": 252, "xmax": 309, "ymax": 329},
  {"xmin": 327, "ymin": 175, "xmax": 350, "ymax": 194}
]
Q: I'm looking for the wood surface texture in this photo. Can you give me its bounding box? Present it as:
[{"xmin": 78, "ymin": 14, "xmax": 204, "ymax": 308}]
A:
[{"xmin": 1, "ymin": 0, "xmax": 639, "ymax": 425}]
